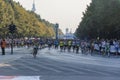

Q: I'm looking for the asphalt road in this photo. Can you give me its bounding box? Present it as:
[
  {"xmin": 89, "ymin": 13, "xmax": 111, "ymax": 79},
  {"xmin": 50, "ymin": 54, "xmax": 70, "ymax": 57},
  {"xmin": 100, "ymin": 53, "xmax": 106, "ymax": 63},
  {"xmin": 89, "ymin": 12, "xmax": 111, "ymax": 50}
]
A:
[{"xmin": 0, "ymin": 48, "xmax": 120, "ymax": 80}]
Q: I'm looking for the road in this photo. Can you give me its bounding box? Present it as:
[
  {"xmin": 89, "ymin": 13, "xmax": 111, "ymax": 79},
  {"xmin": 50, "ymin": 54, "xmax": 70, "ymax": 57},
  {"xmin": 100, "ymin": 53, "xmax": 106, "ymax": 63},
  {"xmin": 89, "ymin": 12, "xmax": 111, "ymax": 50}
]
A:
[{"xmin": 0, "ymin": 47, "xmax": 120, "ymax": 80}]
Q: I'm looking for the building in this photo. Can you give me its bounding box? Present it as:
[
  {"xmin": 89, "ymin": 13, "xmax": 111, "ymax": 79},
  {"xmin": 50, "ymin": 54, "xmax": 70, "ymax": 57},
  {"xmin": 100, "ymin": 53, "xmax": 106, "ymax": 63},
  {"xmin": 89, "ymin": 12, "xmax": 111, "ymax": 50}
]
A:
[
  {"xmin": 32, "ymin": 0, "xmax": 36, "ymax": 12},
  {"xmin": 59, "ymin": 28, "xmax": 76, "ymax": 39}
]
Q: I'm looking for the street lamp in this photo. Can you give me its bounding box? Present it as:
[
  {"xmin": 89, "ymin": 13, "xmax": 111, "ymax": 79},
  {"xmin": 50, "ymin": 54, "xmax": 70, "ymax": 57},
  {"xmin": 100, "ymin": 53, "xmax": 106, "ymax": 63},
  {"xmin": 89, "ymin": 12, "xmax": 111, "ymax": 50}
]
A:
[{"xmin": 55, "ymin": 23, "xmax": 59, "ymax": 40}]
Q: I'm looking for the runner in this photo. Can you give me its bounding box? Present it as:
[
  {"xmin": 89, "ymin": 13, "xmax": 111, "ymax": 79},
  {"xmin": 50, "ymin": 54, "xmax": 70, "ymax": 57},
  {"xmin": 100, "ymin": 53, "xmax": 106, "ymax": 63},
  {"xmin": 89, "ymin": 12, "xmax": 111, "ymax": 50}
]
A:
[
  {"xmin": 72, "ymin": 40, "xmax": 76, "ymax": 53},
  {"xmin": 59, "ymin": 39, "xmax": 64, "ymax": 52},
  {"xmin": 63, "ymin": 39, "xmax": 68, "ymax": 52},
  {"xmin": 75, "ymin": 39, "xmax": 80, "ymax": 53},
  {"xmin": 67, "ymin": 40, "xmax": 72, "ymax": 52},
  {"xmin": 54, "ymin": 39, "xmax": 59, "ymax": 49},
  {"xmin": 32, "ymin": 39, "xmax": 39, "ymax": 58}
]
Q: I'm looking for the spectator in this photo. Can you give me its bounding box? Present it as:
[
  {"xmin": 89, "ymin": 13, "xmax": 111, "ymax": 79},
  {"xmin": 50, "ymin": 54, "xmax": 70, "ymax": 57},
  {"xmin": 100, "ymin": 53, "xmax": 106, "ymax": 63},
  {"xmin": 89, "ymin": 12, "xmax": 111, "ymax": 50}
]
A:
[{"xmin": 1, "ymin": 38, "xmax": 7, "ymax": 55}]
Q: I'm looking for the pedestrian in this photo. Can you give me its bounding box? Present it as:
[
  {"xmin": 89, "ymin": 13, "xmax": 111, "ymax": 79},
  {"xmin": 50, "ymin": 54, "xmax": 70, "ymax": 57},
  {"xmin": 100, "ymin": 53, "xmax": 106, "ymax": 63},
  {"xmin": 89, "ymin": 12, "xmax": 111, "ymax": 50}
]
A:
[{"xmin": 1, "ymin": 38, "xmax": 7, "ymax": 55}]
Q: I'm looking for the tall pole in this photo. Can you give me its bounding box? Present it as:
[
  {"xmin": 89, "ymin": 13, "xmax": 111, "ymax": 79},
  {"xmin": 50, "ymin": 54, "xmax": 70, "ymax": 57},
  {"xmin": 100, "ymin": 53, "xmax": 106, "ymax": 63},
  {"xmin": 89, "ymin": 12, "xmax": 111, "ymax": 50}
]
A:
[
  {"xmin": 55, "ymin": 23, "xmax": 59, "ymax": 40},
  {"xmin": 11, "ymin": 33, "xmax": 13, "ymax": 54}
]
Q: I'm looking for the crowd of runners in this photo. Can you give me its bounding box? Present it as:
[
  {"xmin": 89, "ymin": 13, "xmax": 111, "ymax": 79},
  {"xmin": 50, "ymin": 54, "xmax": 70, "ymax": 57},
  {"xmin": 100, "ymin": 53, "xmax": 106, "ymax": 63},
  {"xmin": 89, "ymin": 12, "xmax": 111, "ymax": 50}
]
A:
[
  {"xmin": 58, "ymin": 39, "xmax": 120, "ymax": 56},
  {"xmin": 45, "ymin": 39, "xmax": 120, "ymax": 56},
  {"xmin": 1, "ymin": 38, "xmax": 120, "ymax": 56}
]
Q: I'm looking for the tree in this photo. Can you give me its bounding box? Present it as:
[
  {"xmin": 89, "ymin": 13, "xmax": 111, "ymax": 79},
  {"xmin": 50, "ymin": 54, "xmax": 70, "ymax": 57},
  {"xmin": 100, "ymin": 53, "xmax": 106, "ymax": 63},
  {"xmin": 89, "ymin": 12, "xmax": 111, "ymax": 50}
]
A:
[
  {"xmin": 75, "ymin": 0, "xmax": 120, "ymax": 39},
  {"xmin": 0, "ymin": 0, "xmax": 63, "ymax": 38}
]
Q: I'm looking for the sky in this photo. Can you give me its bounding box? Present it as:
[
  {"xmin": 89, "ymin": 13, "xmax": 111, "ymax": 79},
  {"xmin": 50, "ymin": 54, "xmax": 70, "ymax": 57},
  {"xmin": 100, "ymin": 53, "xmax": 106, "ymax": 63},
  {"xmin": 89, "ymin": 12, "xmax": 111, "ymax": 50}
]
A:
[{"xmin": 13, "ymin": 0, "xmax": 91, "ymax": 34}]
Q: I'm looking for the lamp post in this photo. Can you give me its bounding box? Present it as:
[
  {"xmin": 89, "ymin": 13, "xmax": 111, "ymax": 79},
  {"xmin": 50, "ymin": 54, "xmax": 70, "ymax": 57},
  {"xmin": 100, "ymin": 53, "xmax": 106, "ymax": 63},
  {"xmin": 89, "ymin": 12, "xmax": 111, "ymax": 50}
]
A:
[{"xmin": 55, "ymin": 23, "xmax": 59, "ymax": 40}]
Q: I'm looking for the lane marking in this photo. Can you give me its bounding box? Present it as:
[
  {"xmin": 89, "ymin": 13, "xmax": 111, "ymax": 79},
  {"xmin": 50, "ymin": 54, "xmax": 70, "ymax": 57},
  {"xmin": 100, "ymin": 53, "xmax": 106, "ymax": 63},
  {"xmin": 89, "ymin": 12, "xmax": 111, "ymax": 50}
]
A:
[
  {"xmin": 78, "ymin": 67, "xmax": 110, "ymax": 76},
  {"xmin": 9, "ymin": 66, "xmax": 19, "ymax": 70},
  {"xmin": 20, "ymin": 60, "xmax": 61, "ymax": 73},
  {"xmin": 37, "ymin": 61, "xmax": 85, "ymax": 74},
  {"xmin": 15, "ymin": 61, "xmax": 39, "ymax": 72}
]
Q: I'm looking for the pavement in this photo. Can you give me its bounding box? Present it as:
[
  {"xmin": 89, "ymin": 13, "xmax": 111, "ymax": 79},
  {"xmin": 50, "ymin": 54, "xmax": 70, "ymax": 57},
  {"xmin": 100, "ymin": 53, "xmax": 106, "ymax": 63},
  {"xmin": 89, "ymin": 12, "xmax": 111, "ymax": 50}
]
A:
[
  {"xmin": 0, "ymin": 47, "xmax": 32, "ymax": 63},
  {"xmin": 39, "ymin": 48, "xmax": 120, "ymax": 68},
  {"xmin": 0, "ymin": 47, "xmax": 120, "ymax": 68},
  {"xmin": 0, "ymin": 47, "xmax": 120, "ymax": 80}
]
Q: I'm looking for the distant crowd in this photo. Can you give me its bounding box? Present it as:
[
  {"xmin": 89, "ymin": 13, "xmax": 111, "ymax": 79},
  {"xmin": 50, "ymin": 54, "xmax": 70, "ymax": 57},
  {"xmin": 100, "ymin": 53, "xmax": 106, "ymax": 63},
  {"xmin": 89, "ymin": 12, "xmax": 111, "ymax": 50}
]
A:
[{"xmin": 0, "ymin": 38, "xmax": 120, "ymax": 56}]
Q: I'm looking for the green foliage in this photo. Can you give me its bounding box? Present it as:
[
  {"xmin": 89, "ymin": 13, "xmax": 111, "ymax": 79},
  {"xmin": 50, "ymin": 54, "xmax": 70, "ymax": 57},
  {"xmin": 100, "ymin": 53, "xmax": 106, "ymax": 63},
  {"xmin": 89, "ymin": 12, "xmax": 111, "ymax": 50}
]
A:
[
  {"xmin": 75, "ymin": 0, "xmax": 120, "ymax": 39},
  {"xmin": 0, "ymin": 0, "xmax": 62, "ymax": 38}
]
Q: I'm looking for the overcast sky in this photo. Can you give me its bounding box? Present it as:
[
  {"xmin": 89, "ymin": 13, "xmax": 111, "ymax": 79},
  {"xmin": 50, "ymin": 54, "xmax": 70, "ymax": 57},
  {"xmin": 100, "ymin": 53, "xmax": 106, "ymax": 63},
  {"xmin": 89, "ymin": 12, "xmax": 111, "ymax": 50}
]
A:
[{"xmin": 13, "ymin": 0, "xmax": 91, "ymax": 33}]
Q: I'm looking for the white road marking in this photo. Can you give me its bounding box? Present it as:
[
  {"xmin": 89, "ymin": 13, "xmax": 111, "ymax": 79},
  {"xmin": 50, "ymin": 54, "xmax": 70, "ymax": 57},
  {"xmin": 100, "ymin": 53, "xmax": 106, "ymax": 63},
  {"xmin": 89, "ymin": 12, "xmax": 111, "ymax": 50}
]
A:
[
  {"xmin": 20, "ymin": 60, "xmax": 62, "ymax": 73},
  {"xmin": 38, "ymin": 61, "xmax": 85, "ymax": 74},
  {"xmin": 9, "ymin": 66, "xmax": 19, "ymax": 70},
  {"xmin": 78, "ymin": 67, "xmax": 110, "ymax": 76},
  {"xmin": 15, "ymin": 61, "xmax": 39, "ymax": 72}
]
